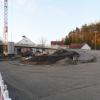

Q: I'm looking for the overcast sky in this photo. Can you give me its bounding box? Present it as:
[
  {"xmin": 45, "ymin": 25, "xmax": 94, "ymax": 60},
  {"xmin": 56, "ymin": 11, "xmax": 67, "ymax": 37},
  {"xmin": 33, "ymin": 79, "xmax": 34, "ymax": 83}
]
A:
[{"xmin": 0, "ymin": 0, "xmax": 100, "ymax": 44}]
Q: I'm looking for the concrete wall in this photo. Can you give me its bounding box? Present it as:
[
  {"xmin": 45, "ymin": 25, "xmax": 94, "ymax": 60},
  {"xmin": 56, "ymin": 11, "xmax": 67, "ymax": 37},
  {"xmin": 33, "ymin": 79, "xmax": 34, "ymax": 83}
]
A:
[{"xmin": 8, "ymin": 42, "xmax": 15, "ymax": 54}]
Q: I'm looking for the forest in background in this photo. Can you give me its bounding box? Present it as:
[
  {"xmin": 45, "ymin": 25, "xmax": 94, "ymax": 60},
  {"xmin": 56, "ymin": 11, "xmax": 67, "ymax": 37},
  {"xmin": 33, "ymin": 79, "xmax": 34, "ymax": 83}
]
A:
[{"xmin": 64, "ymin": 22, "xmax": 100, "ymax": 49}]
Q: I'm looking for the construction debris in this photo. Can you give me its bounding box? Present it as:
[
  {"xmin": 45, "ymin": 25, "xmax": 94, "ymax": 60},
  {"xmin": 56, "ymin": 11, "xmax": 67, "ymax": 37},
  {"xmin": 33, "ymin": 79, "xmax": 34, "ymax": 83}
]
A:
[{"xmin": 21, "ymin": 49, "xmax": 80, "ymax": 65}]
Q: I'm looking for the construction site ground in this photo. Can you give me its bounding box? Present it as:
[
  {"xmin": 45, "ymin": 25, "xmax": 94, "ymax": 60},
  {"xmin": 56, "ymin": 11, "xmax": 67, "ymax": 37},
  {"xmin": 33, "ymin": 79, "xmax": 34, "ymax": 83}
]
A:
[{"xmin": 0, "ymin": 50, "xmax": 100, "ymax": 100}]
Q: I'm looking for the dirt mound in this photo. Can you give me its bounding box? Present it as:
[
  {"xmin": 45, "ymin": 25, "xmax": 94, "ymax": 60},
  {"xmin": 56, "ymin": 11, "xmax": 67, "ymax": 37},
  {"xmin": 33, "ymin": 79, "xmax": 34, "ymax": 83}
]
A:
[{"xmin": 21, "ymin": 49, "xmax": 80, "ymax": 65}]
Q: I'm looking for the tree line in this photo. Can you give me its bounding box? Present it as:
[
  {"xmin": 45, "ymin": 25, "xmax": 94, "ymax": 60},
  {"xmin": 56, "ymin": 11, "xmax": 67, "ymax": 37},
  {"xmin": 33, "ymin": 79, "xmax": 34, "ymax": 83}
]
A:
[{"xmin": 64, "ymin": 22, "xmax": 100, "ymax": 49}]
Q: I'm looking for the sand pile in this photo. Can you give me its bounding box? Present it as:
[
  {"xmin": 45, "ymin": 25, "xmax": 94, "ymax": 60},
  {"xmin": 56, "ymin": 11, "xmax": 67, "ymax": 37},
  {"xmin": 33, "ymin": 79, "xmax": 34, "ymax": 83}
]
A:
[
  {"xmin": 77, "ymin": 50, "xmax": 96, "ymax": 63},
  {"xmin": 55, "ymin": 49, "xmax": 97, "ymax": 65}
]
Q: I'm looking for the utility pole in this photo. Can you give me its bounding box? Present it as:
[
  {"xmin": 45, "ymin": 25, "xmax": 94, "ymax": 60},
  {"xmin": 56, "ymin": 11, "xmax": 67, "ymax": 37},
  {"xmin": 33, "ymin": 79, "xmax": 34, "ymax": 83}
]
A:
[{"xmin": 94, "ymin": 31, "xmax": 97, "ymax": 50}]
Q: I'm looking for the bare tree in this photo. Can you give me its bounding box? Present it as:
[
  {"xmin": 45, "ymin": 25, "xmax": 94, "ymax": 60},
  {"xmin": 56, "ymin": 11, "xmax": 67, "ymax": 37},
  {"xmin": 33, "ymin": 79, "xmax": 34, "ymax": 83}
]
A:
[{"xmin": 39, "ymin": 37, "xmax": 47, "ymax": 48}]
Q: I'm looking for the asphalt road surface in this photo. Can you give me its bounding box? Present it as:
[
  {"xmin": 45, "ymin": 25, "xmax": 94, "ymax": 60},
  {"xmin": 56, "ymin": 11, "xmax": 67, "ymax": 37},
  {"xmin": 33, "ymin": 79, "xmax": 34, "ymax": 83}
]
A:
[{"xmin": 0, "ymin": 61, "xmax": 100, "ymax": 100}]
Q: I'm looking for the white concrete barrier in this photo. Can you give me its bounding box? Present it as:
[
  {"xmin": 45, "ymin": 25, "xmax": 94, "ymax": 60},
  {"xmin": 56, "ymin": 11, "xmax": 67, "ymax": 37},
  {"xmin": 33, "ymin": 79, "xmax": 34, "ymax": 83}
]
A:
[{"xmin": 0, "ymin": 73, "xmax": 11, "ymax": 100}]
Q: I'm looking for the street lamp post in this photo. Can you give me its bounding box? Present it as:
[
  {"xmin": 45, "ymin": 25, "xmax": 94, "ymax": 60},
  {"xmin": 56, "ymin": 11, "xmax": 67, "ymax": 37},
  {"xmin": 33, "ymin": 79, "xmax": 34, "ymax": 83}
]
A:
[{"xmin": 94, "ymin": 31, "xmax": 97, "ymax": 50}]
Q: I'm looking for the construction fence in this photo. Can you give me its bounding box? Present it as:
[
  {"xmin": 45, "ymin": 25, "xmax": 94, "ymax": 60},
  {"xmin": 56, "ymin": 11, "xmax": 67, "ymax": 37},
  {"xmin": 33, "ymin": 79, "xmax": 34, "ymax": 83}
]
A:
[{"xmin": 0, "ymin": 73, "xmax": 11, "ymax": 100}]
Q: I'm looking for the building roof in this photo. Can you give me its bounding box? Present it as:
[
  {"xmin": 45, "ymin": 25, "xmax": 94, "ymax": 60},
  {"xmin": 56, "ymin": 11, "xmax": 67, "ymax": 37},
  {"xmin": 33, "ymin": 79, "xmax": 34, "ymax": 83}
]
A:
[
  {"xmin": 51, "ymin": 41, "xmax": 64, "ymax": 46},
  {"xmin": 15, "ymin": 36, "xmax": 35, "ymax": 47},
  {"xmin": 69, "ymin": 43, "xmax": 86, "ymax": 49}
]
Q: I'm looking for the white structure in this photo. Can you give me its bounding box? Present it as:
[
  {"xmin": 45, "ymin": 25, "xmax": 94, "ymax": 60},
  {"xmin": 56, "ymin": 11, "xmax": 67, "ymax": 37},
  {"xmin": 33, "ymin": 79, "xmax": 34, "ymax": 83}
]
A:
[
  {"xmin": 69, "ymin": 43, "xmax": 91, "ymax": 50},
  {"xmin": 15, "ymin": 36, "xmax": 35, "ymax": 47},
  {"xmin": 8, "ymin": 42, "xmax": 14, "ymax": 54},
  {"xmin": 81, "ymin": 43, "xmax": 91, "ymax": 50},
  {"xmin": 15, "ymin": 36, "xmax": 36, "ymax": 55},
  {"xmin": 0, "ymin": 73, "xmax": 11, "ymax": 100}
]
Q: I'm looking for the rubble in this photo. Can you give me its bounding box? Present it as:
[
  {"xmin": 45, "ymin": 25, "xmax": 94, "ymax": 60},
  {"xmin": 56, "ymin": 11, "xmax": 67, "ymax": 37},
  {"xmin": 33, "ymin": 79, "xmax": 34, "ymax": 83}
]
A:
[
  {"xmin": 21, "ymin": 49, "xmax": 97, "ymax": 65},
  {"xmin": 21, "ymin": 49, "xmax": 80, "ymax": 65}
]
